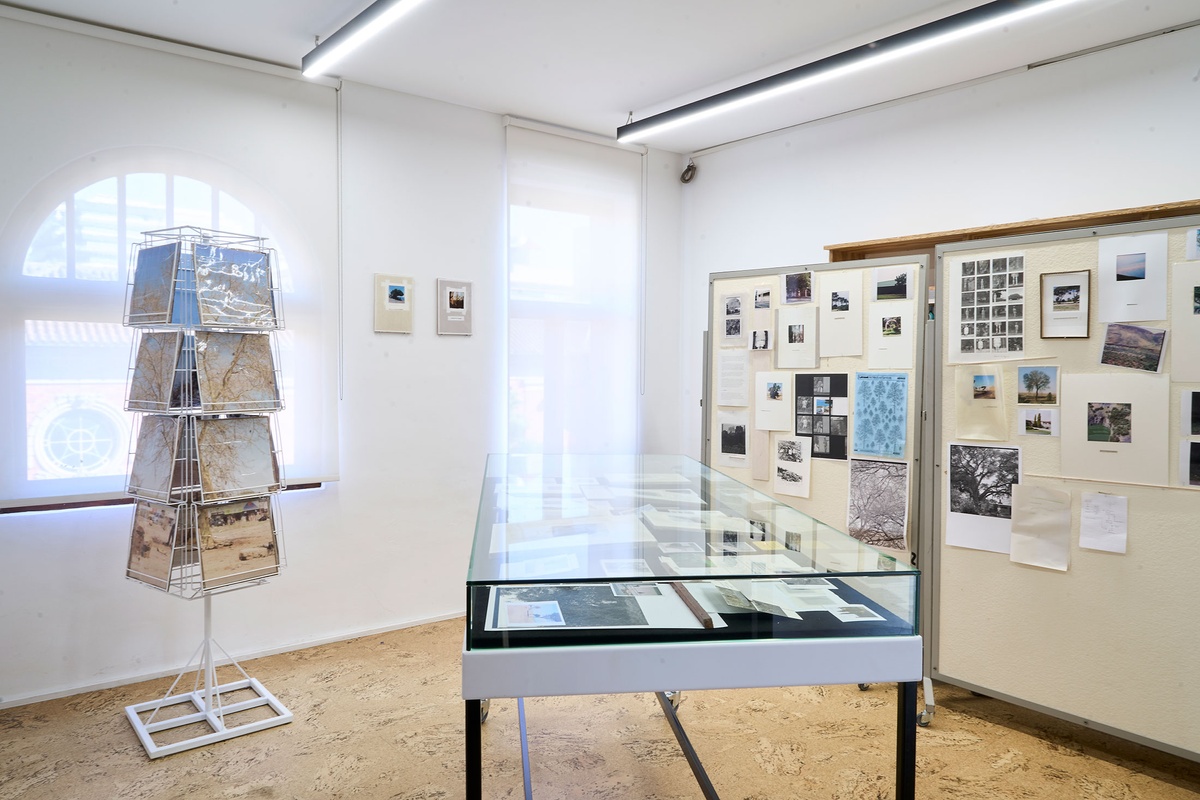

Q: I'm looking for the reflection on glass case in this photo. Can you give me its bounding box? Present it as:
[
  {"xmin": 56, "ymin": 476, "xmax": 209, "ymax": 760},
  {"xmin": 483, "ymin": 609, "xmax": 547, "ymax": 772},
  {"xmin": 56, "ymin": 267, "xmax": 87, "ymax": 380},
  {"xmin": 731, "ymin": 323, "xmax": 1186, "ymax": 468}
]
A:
[{"xmin": 466, "ymin": 454, "xmax": 919, "ymax": 650}]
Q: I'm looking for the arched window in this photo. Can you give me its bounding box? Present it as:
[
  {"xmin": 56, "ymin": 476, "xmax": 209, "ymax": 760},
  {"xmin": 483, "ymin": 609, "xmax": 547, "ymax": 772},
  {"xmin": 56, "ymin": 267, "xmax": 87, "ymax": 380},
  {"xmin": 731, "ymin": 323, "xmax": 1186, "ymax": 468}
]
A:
[{"xmin": 2, "ymin": 151, "xmax": 317, "ymax": 507}]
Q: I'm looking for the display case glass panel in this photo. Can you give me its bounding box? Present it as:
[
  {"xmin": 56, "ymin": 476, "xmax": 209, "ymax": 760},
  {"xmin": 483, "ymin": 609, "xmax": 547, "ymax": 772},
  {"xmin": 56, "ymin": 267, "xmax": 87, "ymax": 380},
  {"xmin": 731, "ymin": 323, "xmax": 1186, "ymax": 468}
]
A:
[{"xmin": 466, "ymin": 454, "xmax": 918, "ymax": 650}]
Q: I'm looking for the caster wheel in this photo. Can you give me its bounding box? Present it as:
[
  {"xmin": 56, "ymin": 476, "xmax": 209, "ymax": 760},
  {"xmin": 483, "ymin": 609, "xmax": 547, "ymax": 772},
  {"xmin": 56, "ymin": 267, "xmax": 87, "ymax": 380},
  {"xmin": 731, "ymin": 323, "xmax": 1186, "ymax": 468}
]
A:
[
  {"xmin": 858, "ymin": 683, "xmax": 870, "ymax": 691},
  {"xmin": 917, "ymin": 711, "xmax": 933, "ymax": 727}
]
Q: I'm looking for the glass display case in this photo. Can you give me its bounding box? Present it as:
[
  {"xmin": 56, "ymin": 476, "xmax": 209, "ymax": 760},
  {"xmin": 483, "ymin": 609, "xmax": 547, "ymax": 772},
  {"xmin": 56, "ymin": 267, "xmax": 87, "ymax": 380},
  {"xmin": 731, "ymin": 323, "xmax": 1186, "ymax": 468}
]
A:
[
  {"xmin": 466, "ymin": 453, "xmax": 918, "ymax": 649},
  {"xmin": 463, "ymin": 454, "xmax": 921, "ymax": 800}
]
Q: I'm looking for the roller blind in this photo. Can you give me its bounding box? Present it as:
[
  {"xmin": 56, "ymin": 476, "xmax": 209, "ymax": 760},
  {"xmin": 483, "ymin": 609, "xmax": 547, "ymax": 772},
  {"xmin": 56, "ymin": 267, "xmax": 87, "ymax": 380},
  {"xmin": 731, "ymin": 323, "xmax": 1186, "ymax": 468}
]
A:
[{"xmin": 505, "ymin": 124, "xmax": 644, "ymax": 454}]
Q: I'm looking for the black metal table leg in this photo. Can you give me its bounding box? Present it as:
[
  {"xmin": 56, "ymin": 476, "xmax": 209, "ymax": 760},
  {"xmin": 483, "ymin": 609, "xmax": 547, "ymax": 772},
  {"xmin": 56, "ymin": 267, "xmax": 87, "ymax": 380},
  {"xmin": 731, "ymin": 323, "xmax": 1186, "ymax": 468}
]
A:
[
  {"xmin": 655, "ymin": 691, "xmax": 721, "ymax": 800},
  {"xmin": 896, "ymin": 681, "xmax": 918, "ymax": 800},
  {"xmin": 466, "ymin": 699, "xmax": 482, "ymax": 800}
]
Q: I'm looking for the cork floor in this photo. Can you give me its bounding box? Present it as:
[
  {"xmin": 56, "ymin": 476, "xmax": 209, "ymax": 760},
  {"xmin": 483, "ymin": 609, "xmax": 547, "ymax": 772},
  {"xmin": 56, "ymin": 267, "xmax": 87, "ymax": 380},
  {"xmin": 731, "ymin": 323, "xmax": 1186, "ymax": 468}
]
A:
[{"xmin": 2, "ymin": 617, "xmax": 1199, "ymax": 800}]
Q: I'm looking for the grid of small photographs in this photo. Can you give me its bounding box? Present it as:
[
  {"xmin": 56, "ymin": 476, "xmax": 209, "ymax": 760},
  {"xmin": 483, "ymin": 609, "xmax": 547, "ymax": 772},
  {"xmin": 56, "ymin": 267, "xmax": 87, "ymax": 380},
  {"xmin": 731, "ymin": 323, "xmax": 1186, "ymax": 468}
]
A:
[
  {"xmin": 794, "ymin": 373, "xmax": 849, "ymax": 459},
  {"xmin": 958, "ymin": 256, "xmax": 1025, "ymax": 356}
]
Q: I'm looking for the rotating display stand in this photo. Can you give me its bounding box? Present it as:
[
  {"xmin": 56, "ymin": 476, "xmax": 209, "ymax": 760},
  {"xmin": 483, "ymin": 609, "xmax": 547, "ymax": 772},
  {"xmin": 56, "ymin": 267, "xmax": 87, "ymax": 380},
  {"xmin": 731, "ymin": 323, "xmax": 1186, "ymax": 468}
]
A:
[{"xmin": 120, "ymin": 227, "xmax": 292, "ymax": 758}]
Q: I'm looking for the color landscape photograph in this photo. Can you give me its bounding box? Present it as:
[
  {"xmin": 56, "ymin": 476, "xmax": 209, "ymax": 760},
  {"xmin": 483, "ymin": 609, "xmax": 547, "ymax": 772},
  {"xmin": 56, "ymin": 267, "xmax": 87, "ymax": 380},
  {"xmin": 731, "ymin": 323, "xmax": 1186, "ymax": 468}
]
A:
[{"xmin": 1099, "ymin": 323, "xmax": 1165, "ymax": 372}]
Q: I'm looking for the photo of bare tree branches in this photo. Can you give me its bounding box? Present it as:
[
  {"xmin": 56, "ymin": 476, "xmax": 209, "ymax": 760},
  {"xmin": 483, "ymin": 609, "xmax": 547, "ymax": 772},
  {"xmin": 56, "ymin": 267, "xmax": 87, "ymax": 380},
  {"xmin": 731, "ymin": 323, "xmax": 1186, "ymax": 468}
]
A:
[{"xmin": 847, "ymin": 459, "xmax": 909, "ymax": 550}]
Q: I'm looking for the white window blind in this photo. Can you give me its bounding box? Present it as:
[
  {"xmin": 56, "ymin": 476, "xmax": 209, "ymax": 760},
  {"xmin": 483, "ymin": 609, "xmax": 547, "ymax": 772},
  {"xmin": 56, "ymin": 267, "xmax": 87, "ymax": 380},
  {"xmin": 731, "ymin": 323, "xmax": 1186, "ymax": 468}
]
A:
[{"xmin": 505, "ymin": 125, "xmax": 644, "ymax": 454}]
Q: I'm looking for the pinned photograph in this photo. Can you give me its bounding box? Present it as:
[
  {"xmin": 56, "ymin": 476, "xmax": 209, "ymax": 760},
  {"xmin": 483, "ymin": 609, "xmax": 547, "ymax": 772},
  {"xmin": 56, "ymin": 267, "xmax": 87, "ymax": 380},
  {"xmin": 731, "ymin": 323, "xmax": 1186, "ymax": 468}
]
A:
[
  {"xmin": 726, "ymin": 318, "xmax": 741, "ymax": 336},
  {"xmin": 766, "ymin": 381, "xmax": 783, "ymax": 400},
  {"xmin": 873, "ymin": 265, "xmax": 912, "ymax": 301},
  {"xmin": 972, "ymin": 374, "xmax": 996, "ymax": 400},
  {"xmin": 1184, "ymin": 390, "xmax": 1200, "ymax": 436},
  {"xmin": 1087, "ymin": 402, "xmax": 1131, "ymax": 443},
  {"xmin": 882, "ymin": 316, "xmax": 902, "ymax": 336},
  {"xmin": 198, "ymin": 497, "xmax": 279, "ymax": 590},
  {"xmin": 1183, "ymin": 441, "xmax": 1200, "ymax": 487},
  {"xmin": 754, "ymin": 287, "xmax": 772, "ymax": 308},
  {"xmin": 725, "ymin": 295, "xmax": 743, "ymax": 316},
  {"xmin": 720, "ymin": 418, "xmax": 747, "ymax": 456},
  {"xmin": 948, "ymin": 444, "xmax": 1019, "ymax": 520},
  {"xmin": 1115, "ymin": 252, "xmax": 1146, "ymax": 281},
  {"xmin": 788, "ymin": 324, "xmax": 804, "ymax": 344},
  {"xmin": 1017, "ymin": 366, "xmax": 1058, "ymax": 405},
  {"xmin": 831, "ymin": 291, "xmax": 850, "ymax": 312},
  {"xmin": 1099, "ymin": 323, "xmax": 1166, "ymax": 373},
  {"xmin": 783, "ymin": 271, "xmax": 813, "ymax": 303},
  {"xmin": 750, "ymin": 330, "xmax": 771, "ymax": 350},
  {"xmin": 847, "ymin": 459, "xmax": 909, "ymax": 550},
  {"xmin": 1019, "ymin": 408, "xmax": 1058, "ymax": 436}
]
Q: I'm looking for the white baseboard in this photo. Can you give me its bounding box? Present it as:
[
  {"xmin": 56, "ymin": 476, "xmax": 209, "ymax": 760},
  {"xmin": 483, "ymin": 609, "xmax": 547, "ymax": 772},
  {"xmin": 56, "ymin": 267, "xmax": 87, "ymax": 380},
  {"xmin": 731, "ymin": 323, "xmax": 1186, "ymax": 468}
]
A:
[{"xmin": 0, "ymin": 612, "xmax": 465, "ymax": 710}]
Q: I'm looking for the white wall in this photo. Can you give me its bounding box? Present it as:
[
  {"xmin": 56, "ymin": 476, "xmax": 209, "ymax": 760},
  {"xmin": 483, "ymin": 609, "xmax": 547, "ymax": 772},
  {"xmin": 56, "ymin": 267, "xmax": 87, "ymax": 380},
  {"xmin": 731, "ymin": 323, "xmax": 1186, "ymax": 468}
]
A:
[
  {"xmin": 0, "ymin": 17, "xmax": 687, "ymax": 706},
  {"xmin": 679, "ymin": 25, "xmax": 1200, "ymax": 457}
]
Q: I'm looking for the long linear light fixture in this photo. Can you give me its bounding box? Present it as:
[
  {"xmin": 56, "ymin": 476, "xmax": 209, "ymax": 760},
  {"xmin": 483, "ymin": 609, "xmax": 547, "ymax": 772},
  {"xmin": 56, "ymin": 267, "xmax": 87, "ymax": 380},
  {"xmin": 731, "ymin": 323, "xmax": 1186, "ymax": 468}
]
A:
[
  {"xmin": 302, "ymin": 0, "xmax": 430, "ymax": 78},
  {"xmin": 616, "ymin": 0, "xmax": 1090, "ymax": 143}
]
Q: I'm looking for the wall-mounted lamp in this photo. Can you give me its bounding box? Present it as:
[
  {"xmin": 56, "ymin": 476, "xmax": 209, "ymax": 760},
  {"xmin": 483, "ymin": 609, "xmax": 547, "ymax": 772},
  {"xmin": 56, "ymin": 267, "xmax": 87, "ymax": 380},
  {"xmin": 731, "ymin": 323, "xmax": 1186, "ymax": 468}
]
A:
[
  {"xmin": 302, "ymin": 0, "xmax": 431, "ymax": 78},
  {"xmin": 616, "ymin": 0, "xmax": 1090, "ymax": 143}
]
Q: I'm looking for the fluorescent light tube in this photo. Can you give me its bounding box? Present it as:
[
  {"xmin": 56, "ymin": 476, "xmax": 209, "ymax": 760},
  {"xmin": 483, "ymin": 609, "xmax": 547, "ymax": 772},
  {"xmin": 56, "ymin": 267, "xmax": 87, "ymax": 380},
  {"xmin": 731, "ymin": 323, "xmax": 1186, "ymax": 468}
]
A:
[
  {"xmin": 302, "ymin": 0, "xmax": 431, "ymax": 78},
  {"xmin": 617, "ymin": 0, "xmax": 1092, "ymax": 143}
]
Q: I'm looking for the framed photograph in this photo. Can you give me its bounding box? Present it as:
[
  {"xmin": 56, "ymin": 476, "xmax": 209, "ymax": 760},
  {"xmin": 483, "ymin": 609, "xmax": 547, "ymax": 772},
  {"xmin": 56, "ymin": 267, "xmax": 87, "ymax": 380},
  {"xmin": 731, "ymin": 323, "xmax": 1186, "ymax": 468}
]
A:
[
  {"xmin": 437, "ymin": 278, "xmax": 472, "ymax": 335},
  {"xmin": 374, "ymin": 273, "xmax": 413, "ymax": 334},
  {"xmin": 1040, "ymin": 270, "xmax": 1090, "ymax": 339}
]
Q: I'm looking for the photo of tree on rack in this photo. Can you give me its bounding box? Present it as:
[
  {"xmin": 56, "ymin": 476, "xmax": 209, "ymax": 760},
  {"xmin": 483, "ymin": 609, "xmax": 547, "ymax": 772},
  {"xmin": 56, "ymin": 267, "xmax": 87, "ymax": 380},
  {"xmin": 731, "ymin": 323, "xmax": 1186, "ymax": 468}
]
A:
[{"xmin": 949, "ymin": 444, "xmax": 1019, "ymax": 519}]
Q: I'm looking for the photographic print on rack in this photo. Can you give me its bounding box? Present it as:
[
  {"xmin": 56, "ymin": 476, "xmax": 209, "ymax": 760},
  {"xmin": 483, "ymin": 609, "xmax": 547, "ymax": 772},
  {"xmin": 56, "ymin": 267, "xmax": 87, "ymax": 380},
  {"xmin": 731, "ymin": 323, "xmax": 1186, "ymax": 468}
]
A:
[
  {"xmin": 374, "ymin": 273, "xmax": 414, "ymax": 334},
  {"xmin": 127, "ymin": 242, "xmax": 181, "ymax": 325},
  {"xmin": 127, "ymin": 330, "xmax": 183, "ymax": 412},
  {"xmin": 127, "ymin": 500, "xmax": 178, "ymax": 590},
  {"xmin": 194, "ymin": 331, "xmax": 281, "ymax": 413},
  {"xmin": 782, "ymin": 271, "xmax": 813, "ymax": 303},
  {"xmin": 1099, "ymin": 323, "xmax": 1166, "ymax": 373},
  {"xmin": 128, "ymin": 415, "xmax": 182, "ymax": 502},
  {"xmin": 198, "ymin": 497, "xmax": 280, "ymax": 590},
  {"xmin": 1017, "ymin": 365, "xmax": 1058, "ymax": 404},
  {"xmin": 436, "ymin": 278, "xmax": 472, "ymax": 335},
  {"xmin": 194, "ymin": 245, "xmax": 277, "ymax": 328}
]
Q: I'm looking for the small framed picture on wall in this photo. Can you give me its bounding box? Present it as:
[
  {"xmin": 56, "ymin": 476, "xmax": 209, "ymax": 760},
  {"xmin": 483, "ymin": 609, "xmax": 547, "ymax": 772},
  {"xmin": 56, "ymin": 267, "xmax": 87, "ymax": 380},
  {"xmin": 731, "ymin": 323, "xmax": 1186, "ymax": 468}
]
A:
[
  {"xmin": 1040, "ymin": 270, "xmax": 1090, "ymax": 339},
  {"xmin": 437, "ymin": 278, "xmax": 472, "ymax": 335}
]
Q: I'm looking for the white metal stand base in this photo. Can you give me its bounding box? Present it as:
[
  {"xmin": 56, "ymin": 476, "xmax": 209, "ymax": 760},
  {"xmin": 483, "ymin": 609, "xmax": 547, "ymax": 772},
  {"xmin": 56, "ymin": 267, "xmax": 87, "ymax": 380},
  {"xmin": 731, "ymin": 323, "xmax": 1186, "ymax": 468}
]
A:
[{"xmin": 124, "ymin": 596, "xmax": 292, "ymax": 759}]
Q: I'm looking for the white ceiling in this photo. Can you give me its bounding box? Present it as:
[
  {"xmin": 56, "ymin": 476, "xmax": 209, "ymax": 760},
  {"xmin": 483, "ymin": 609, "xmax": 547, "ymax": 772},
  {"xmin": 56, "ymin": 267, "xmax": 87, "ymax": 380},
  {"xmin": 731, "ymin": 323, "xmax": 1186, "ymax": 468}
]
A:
[{"xmin": 5, "ymin": 0, "xmax": 1199, "ymax": 153}]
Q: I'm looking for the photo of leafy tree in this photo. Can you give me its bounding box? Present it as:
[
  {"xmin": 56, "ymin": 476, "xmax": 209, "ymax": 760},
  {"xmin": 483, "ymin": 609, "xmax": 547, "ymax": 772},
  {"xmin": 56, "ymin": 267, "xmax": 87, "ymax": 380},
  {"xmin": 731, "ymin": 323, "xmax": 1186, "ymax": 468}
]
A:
[
  {"xmin": 1087, "ymin": 402, "xmax": 1131, "ymax": 443},
  {"xmin": 949, "ymin": 444, "xmax": 1019, "ymax": 519},
  {"xmin": 1017, "ymin": 366, "xmax": 1058, "ymax": 404}
]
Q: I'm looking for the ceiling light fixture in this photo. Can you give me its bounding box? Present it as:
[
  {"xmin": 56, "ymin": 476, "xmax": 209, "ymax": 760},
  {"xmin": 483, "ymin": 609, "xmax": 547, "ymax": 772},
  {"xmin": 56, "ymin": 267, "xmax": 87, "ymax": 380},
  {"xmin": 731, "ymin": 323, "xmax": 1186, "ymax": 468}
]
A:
[
  {"xmin": 616, "ymin": 0, "xmax": 1091, "ymax": 143},
  {"xmin": 302, "ymin": 0, "xmax": 431, "ymax": 78}
]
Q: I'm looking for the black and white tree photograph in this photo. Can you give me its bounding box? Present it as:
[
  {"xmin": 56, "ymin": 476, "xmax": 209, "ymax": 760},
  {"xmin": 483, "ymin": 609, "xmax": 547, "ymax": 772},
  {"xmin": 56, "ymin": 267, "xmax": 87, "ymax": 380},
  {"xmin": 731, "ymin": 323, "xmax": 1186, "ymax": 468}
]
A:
[
  {"xmin": 847, "ymin": 459, "xmax": 909, "ymax": 550},
  {"xmin": 949, "ymin": 443, "xmax": 1019, "ymax": 519}
]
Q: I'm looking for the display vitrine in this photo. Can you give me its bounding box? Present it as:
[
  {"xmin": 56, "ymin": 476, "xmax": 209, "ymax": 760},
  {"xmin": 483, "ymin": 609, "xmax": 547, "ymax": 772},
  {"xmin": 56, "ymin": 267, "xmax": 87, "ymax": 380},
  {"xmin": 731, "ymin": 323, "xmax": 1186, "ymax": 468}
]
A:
[{"xmin": 463, "ymin": 454, "xmax": 922, "ymax": 799}]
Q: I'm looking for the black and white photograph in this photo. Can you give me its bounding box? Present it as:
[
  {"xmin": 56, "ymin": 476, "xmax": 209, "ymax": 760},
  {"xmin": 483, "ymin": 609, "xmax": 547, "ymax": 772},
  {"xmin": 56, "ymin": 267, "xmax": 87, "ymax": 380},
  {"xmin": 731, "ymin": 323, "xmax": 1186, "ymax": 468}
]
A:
[
  {"xmin": 720, "ymin": 420, "xmax": 747, "ymax": 455},
  {"xmin": 754, "ymin": 287, "xmax": 771, "ymax": 308},
  {"xmin": 750, "ymin": 330, "xmax": 771, "ymax": 350},
  {"xmin": 788, "ymin": 324, "xmax": 804, "ymax": 344},
  {"xmin": 659, "ymin": 541, "xmax": 703, "ymax": 554},
  {"xmin": 725, "ymin": 318, "xmax": 741, "ymax": 337},
  {"xmin": 794, "ymin": 372, "xmax": 849, "ymax": 459},
  {"xmin": 1187, "ymin": 442, "xmax": 1200, "ymax": 487},
  {"xmin": 1099, "ymin": 323, "xmax": 1166, "ymax": 373},
  {"xmin": 948, "ymin": 443, "xmax": 1019, "ymax": 520},
  {"xmin": 725, "ymin": 295, "xmax": 742, "ymax": 315},
  {"xmin": 847, "ymin": 459, "xmax": 909, "ymax": 551}
]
